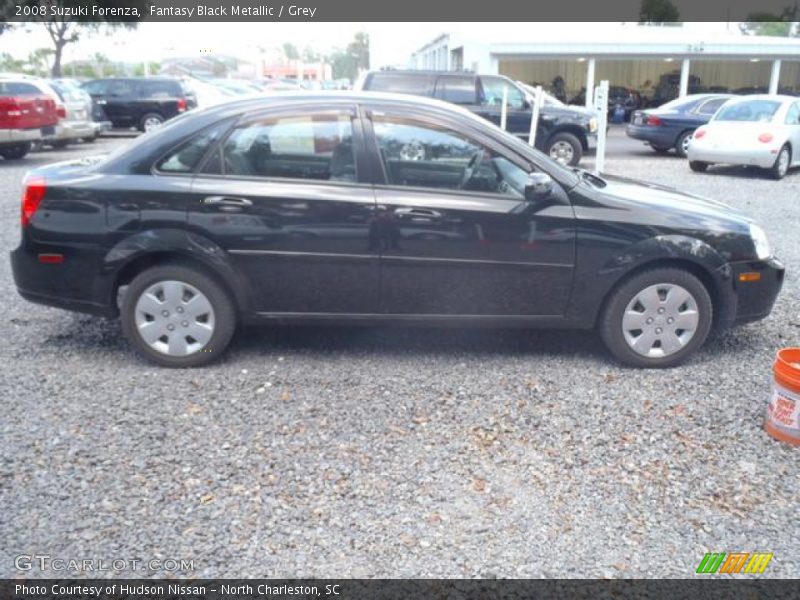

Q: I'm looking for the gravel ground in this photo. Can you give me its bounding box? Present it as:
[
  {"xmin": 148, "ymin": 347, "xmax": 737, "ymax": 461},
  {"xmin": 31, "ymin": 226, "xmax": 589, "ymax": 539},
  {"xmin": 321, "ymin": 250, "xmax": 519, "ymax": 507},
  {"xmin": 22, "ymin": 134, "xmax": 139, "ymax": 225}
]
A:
[{"xmin": 0, "ymin": 131, "xmax": 798, "ymax": 579}]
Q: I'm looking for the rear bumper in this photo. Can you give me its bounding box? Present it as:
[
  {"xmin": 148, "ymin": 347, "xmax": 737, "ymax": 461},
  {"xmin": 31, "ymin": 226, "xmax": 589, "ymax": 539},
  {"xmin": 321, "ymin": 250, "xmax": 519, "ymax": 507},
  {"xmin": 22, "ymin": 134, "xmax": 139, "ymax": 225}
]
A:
[
  {"xmin": 44, "ymin": 122, "xmax": 96, "ymax": 142},
  {"xmin": 625, "ymin": 124, "xmax": 674, "ymax": 148},
  {"xmin": 688, "ymin": 144, "xmax": 777, "ymax": 169},
  {"xmin": 0, "ymin": 128, "xmax": 43, "ymax": 145},
  {"xmin": 718, "ymin": 256, "xmax": 785, "ymax": 328}
]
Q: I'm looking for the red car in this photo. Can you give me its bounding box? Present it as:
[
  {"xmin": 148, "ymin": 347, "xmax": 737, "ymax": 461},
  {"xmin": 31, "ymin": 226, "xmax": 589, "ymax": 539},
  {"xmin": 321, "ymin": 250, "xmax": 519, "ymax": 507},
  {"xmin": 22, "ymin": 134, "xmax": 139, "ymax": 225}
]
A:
[{"xmin": 0, "ymin": 78, "xmax": 61, "ymax": 160}]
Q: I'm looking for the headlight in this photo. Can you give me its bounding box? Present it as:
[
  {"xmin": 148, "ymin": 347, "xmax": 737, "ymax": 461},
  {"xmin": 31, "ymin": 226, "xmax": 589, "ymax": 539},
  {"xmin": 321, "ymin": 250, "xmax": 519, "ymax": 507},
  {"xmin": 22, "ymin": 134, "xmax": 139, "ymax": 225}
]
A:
[
  {"xmin": 750, "ymin": 223, "xmax": 771, "ymax": 260},
  {"xmin": 588, "ymin": 118, "xmax": 598, "ymax": 133}
]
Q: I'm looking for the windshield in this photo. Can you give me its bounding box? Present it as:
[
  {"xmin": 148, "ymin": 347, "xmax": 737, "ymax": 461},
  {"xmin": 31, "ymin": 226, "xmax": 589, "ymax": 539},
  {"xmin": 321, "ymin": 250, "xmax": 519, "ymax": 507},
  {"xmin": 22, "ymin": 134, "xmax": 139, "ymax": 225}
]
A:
[
  {"xmin": 714, "ymin": 99, "xmax": 781, "ymax": 123},
  {"xmin": 517, "ymin": 81, "xmax": 565, "ymax": 107}
]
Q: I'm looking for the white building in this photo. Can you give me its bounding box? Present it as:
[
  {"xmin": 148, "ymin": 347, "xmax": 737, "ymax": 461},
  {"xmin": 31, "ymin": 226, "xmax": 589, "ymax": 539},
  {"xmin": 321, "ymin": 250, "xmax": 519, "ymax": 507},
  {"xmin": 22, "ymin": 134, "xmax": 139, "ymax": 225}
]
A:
[{"xmin": 408, "ymin": 24, "xmax": 800, "ymax": 106}]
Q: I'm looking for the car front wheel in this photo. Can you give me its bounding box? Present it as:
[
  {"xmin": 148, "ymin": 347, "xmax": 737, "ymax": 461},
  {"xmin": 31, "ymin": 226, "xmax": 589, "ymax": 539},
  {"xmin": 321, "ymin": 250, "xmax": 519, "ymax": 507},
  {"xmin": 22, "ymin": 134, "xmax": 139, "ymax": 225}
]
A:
[
  {"xmin": 599, "ymin": 268, "xmax": 713, "ymax": 368},
  {"xmin": 689, "ymin": 161, "xmax": 708, "ymax": 172},
  {"xmin": 121, "ymin": 265, "xmax": 236, "ymax": 367},
  {"xmin": 769, "ymin": 144, "xmax": 791, "ymax": 180},
  {"xmin": 546, "ymin": 132, "xmax": 583, "ymax": 166}
]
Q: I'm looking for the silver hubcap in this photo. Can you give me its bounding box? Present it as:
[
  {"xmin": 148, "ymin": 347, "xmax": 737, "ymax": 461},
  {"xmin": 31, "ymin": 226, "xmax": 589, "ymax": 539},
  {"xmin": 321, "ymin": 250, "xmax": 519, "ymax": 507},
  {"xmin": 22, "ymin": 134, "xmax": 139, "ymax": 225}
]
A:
[
  {"xmin": 778, "ymin": 149, "xmax": 789, "ymax": 175},
  {"xmin": 622, "ymin": 283, "xmax": 700, "ymax": 358},
  {"xmin": 549, "ymin": 141, "xmax": 574, "ymax": 164},
  {"xmin": 682, "ymin": 134, "xmax": 692, "ymax": 153},
  {"xmin": 399, "ymin": 141, "xmax": 425, "ymax": 161},
  {"xmin": 143, "ymin": 117, "xmax": 163, "ymax": 132},
  {"xmin": 134, "ymin": 280, "xmax": 215, "ymax": 357}
]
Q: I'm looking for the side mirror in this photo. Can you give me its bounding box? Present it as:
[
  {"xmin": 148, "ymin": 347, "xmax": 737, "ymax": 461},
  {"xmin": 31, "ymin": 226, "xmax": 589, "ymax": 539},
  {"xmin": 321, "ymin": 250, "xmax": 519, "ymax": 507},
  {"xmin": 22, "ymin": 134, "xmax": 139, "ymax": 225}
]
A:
[{"xmin": 524, "ymin": 172, "xmax": 554, "ymax": 203}]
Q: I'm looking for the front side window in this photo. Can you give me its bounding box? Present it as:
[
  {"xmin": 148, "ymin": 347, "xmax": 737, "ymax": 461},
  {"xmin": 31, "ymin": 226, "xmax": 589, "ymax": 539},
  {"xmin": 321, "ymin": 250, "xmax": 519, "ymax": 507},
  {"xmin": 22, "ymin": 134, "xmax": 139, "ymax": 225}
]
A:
[
  {"xmin": 372, "ymin": 115, "xmax": 528, "ymax": 198},
  {"xmin": 221, "ymin": 111, "xmax": 356, "ymax": 182},
  {"xmin": 785, "ymin": 102, "xmax": 800, "ymax": 125},
  {"xmin": 479, "ymin": 77, "xmax": 527, "ymax": 110},
  {"xmin": 715, "ymin": 100, "xmax": 781, "ymax": 123},
  {"xmin": 107, "ymin": 80, "xmax": 134, "ymax": 97}
]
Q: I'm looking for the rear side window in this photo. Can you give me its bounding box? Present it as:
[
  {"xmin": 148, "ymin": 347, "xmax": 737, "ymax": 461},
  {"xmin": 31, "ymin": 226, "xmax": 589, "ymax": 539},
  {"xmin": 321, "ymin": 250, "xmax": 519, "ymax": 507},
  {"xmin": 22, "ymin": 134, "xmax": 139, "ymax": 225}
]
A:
[
  {"xmin": 365, "ymin": 73, "xmax": 434, "ymax": 96},
  {"xmin": 156, "ymin": 122, "xmax": 229, "ymax": 173},
  {"xmin": 220, "ymin": 111, "xmax": 356, "ymax": 182},
  {"xmin": 785, "ymin": 102, "xmax": 800, "ymax": 125},
  {"xmin": 434, "ymin": 76, "xmax": 476, "ymax": 105},
  {"xmin": 695, "ymin": 97, "xmax": 728, "ymax": 116},
  {"xmin": 140, "ymin": 80, "xmax": 181, "ymax": 98},
  {"xmin": 0, "ymin": 82, "xmax": 42, "ymax": 96},
  {"xmin": 107, "ymin": 80, "xmax": 135, "ymax": 97},
  {"xmin": 82, "ymin": 80, "xmax": 108, "ymax": 95}
]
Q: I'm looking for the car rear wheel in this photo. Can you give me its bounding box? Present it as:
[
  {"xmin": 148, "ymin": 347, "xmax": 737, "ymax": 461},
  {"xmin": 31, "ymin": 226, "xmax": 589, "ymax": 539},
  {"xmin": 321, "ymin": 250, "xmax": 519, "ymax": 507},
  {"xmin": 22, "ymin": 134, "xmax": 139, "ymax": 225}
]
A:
[
  {"xmin": 546, "ymin": 132, "xmax": 583, "ymax": 166},
  {"xmin": 121, "ymin": 265, "xmax": 236, "ymax": 367},
  {"xmin": 651, "ymin": 144, "xmax": 671, "ymax": 154},
  {"xmin": 769, "ymin": 145, "xmax": 791, "ymax": 180},
  {"xmin": 675, "ymin": 130, "xmax": 693, "ymax": 158},
  {"xmin": 50, "ymin": 139, "xmax": 70, "ymax": 149},
  {"xmin": 599, "ymin": 268, "xmax": 712, "ymax": 368},
  {"xmin": 0, "ymin": 142, "xmax": 32, "ymax": 160},
  {"xmin": 689, "ymin": 161, "xmax": 708, "ymax": 172},
  {"xmin": 139, "ymin": 113, "xmax": 165, "ymax": 133}
]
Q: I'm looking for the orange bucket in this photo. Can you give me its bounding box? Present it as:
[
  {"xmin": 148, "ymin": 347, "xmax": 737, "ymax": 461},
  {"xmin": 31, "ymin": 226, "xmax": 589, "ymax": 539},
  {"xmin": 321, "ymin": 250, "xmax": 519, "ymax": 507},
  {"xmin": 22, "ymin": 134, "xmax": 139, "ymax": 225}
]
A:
[{"xmin": 765, "ymin": 348, "xmax": 800, "ymax": 446}]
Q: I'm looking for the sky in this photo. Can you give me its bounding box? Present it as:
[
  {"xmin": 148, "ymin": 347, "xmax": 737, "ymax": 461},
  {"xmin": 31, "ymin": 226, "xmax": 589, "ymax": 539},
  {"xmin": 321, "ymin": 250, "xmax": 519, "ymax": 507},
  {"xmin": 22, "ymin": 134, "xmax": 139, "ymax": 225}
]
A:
[{"xmin": 0, "ymin": 22, "xmax": 745, "ymax": 69}]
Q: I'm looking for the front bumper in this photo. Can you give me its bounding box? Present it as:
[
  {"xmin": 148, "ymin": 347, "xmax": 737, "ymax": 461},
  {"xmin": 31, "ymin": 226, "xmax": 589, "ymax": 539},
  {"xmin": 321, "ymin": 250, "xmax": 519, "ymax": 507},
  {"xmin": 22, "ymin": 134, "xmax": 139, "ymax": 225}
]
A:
[
  {"xmin": 717, "ymin": 256, "xmax": 785, "ymax": 328},
  {"xmin": 0, "ymin": 128, "xmax": 43, "ymax": 145},
  {"xmin": 688, "ymin": 144, "xmax": 778, "ymax": 169}
]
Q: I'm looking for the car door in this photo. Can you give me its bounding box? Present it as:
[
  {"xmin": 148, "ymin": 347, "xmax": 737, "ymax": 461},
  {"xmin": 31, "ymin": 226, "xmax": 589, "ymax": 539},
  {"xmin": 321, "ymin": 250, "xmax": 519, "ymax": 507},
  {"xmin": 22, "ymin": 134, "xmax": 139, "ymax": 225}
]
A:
[
  {"xmin": 102, "ymin": 79, "xmax": 138, "ymax": 128},
  {"xmin": 363, "ymin": 105, "xmax": 576, "ymax": 316},
  {"xmin": 187, "ymin": 103, "xmax": 379, "ymax": 314}
]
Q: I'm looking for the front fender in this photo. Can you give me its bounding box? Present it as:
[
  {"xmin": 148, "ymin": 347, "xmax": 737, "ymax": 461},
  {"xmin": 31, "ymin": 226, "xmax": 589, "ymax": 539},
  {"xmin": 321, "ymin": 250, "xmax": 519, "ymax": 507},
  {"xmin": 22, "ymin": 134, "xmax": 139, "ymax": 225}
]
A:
[{"xmin": 93, "ymin": 228, "xmax": 251, "ymax": 314}]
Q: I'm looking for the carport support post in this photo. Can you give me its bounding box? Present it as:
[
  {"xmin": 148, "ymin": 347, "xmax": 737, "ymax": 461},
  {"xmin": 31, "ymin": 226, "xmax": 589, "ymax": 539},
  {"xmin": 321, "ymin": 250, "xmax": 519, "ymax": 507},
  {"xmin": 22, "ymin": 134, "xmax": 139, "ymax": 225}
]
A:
[
  {"xmin": 500, "ymin": 84, "xmax": 508, "ymax": 131},
  {"xmin": 679, "ymin": 58, "xmax": 690, "ymax": 97},
  {"xmin": 528, "ymin": 85, "xmax": 543, "ymax": 147},
  {"xmin": 770, "ymin": 59, "xmax": 782, "ymax": 95},
  {"xmin": 585, "ymin": 59, "xmax": 596, "ymax": 109}
]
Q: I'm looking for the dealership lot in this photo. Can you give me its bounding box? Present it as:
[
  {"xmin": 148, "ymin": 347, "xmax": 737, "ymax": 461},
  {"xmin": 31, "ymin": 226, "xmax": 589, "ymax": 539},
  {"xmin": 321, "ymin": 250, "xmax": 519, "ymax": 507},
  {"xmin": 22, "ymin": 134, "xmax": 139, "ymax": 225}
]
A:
[{"xmin": 0, "ymin": 132, "xmax": 798, "ymax": 578}]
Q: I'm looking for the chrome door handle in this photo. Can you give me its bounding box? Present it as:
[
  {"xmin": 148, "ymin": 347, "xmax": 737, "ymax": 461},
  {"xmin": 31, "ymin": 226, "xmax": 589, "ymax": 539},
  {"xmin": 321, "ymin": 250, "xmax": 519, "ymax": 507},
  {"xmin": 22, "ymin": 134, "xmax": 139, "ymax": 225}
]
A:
[
  {"xmin": 202, "ymin": 196, "xmax": 253, "ymax": 212},
  {"xmin": 394, "ymin": 207, "xmax": 442, "ymax": 219}
]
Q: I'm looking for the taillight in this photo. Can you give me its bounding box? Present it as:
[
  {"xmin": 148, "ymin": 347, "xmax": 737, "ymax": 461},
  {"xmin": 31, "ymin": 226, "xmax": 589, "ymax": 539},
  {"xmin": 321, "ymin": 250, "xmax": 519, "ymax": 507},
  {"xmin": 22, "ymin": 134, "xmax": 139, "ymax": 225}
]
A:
[
  {"xmin": 694, "ymin": 129, "xmax": 706, "ymax": 139},
  {"xmin": 56, "ymin": 103, "xmax": 67, "ymax": 119},
  {"xmin": 177, "ymin": 98, "xmax": 187, "ymax": 112},
  {"xmin": 647, "ymin": 115, "xmax": 662, "ymax": 126},
  {"xmin": 0, "ymin": 96, "xmax": 21, "ymax": 127},
  {"xmin": 22, "ymin": 176, "xmax": 46, "ymax": 228},
  {"xmin": 758, "ymin": 133, "xmax": 773, "ymax": 143}
]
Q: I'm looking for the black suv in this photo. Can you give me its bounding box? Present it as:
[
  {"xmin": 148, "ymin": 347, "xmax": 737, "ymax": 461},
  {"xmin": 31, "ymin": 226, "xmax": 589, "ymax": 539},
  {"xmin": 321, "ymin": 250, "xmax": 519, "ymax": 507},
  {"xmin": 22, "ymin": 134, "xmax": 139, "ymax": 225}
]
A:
[
  {"xmin": 359, "ymin": 70, "xmax": 598, "ymax": 166},
  {"xmin": 10, "ymin": 92, "xmax": 783, "ymax": 368},
  {"xmin": 82, "ymin": 77, "xmax": 197, "ymax": 132}
]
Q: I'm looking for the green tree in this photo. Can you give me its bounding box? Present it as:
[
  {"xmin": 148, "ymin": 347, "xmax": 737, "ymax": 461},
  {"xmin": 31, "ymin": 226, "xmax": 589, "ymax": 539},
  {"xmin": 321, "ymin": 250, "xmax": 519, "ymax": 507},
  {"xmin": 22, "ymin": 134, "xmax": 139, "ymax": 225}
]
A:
[
  {"xmin": 740, "ymin": 6, "xmax": 798, "ymax": 36},
  {"xmin": 0, "ymin": 52, "xmax": 25, "ymax": 72},
  {"xmin": 27, "ymin": 47, "xmax": 54, "ymax": 76},
  {"xmin": 282, "ymin": 42, "xmax": 300, "ymax": 61},
  {"xmin": 639, "ymin": 0, "xmax": 680, "ymax": 25},
  {"xmin": 328, "ymin": 32, "xmax": 369, "ymax": 82}
]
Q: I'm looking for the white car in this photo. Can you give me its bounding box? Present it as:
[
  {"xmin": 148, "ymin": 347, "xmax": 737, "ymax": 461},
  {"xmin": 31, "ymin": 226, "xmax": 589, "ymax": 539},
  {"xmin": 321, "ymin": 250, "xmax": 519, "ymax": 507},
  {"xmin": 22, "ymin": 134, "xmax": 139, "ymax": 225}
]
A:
[{"xmin": 687, "ymin": 94, "xmax": 800, "ymax": 179}]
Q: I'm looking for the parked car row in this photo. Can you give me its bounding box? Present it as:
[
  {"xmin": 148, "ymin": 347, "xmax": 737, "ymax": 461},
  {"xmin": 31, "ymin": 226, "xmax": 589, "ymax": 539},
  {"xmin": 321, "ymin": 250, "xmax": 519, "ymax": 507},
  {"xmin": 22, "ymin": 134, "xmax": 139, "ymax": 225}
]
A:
[{"xmin": 627, "ymin": 92, "xmax": 800, "ymax": 179}]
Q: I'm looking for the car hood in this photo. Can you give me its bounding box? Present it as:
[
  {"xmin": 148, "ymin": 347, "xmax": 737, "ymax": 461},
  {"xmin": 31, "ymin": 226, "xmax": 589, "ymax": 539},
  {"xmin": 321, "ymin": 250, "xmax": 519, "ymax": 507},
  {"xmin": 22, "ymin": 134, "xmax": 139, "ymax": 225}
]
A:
[{"xmin": 584, "ymin": 172, "xmax": 751, "ymax": 230}]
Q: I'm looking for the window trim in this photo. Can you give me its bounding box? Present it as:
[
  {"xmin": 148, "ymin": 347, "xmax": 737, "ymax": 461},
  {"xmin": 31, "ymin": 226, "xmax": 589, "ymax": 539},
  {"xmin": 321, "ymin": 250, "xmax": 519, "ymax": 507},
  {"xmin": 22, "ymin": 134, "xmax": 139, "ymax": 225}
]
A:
[{"xmin": 363, "ymin": 105, "xmax": 540, "ymax": 202}]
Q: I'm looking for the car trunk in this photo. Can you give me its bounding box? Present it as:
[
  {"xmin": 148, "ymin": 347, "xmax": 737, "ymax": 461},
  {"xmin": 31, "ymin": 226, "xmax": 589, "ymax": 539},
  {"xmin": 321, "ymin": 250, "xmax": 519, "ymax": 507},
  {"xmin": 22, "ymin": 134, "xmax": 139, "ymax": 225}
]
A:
[{"xmin": 0, "ymin": 93, "xmax": 58, "ymax": 130}]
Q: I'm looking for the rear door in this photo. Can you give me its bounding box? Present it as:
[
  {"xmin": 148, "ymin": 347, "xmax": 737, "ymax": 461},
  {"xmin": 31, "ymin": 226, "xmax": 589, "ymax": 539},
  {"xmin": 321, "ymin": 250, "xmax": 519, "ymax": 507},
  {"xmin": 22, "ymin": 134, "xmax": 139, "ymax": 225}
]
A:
[{"xmin": 187, "ymin": 102, "xmax": 380, "ymax": 314}]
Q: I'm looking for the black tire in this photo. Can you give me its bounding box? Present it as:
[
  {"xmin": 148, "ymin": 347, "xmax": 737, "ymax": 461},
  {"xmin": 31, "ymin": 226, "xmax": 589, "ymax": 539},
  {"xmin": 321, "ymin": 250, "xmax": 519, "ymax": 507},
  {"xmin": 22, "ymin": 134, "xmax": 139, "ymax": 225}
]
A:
[
  {"xmin": 768, "ymin": 144, "xmax": 791, "ymax": 180},
  {"xmin": 674, "ymin": 130, "xmax": 693, "ymax": 158},
  {"xmin": 121, "ymin": 264, "xmax": 237, "ymax": 367},
  {"xmin": 82, "ymin": 134, "xmax": 98, "ymax": 143},
  {"xmin": 50, "ymin": 139, "xmax": 70, "ymax": 149},
  {"xmin": 689, "ymin": 161, "xmax": 708, "ymax": 172},
  {"xmin": 546, "ymin": 132, "xmax": 583, "ymax": 166},
  {"xmin": 651, "ymin": 144, "xmax": 671, "ymax": 154},
  {"xmin": 0, "ymin": 142, "xmax": 31, "ymax": 160},
  {"xmin": 599, "ymin": 268, "xmax": 713, "ymax": 368},
  {"xmin": 139, "ymin": 112, "xmax": 165, "ymax": 133}
]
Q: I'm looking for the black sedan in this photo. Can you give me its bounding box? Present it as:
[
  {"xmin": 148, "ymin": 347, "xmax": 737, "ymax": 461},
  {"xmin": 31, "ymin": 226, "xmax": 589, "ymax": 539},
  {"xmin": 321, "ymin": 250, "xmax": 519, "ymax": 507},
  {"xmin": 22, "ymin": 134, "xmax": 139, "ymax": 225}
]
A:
[
  {"xmin": 11, "ymin": 92, "xmax": 784, "ymax": 368},
  {"xmin": 626, "ymin": 94, "xmax": 733, "ymax": 157}
]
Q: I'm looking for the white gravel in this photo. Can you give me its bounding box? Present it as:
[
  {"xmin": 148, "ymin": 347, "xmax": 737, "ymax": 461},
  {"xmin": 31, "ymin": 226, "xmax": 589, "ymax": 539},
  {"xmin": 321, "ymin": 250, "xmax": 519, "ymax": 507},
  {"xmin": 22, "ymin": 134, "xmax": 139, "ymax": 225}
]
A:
[{"xmin": 0, "ymin": 134, "xmax": 798, "ymax": 578}]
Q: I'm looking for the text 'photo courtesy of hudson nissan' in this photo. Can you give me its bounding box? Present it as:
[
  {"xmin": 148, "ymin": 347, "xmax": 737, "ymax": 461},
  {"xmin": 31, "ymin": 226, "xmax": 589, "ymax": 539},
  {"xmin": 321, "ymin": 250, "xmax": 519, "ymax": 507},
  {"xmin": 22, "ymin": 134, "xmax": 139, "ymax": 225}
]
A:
[{"xmin": 1, "ymin": 12, "xmax": 799, "ymax": 592}]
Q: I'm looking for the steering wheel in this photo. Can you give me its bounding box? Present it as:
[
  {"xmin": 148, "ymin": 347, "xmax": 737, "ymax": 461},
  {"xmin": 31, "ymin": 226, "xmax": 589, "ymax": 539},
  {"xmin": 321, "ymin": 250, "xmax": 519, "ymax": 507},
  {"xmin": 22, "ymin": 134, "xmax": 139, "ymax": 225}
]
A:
[{"xmin": 458, "ymin": 149, "xmax": 484, "ymax": 189}]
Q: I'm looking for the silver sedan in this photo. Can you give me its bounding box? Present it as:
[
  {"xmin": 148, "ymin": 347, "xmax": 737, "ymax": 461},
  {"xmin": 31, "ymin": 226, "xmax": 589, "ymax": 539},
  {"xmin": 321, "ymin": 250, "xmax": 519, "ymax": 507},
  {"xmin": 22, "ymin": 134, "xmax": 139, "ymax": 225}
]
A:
[{"xmin": 687, "ymin": 94, "xmax": 800, "ymax": 179}]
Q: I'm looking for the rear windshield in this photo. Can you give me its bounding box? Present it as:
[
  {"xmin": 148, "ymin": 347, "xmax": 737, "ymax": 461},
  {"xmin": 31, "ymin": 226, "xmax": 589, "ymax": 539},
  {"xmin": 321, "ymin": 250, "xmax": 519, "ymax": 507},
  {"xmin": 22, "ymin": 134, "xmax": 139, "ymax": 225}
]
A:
[
  {"xmin": 365, "ymin": 73, "xmax": 434, "ymax": 96},
  {"xmin": 0, "ymin": 81, "xmax": 43, "ymax": 96},
  {"xmin": 714, "ymin": 100, "xmax": 781, "ymax": 122}
]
